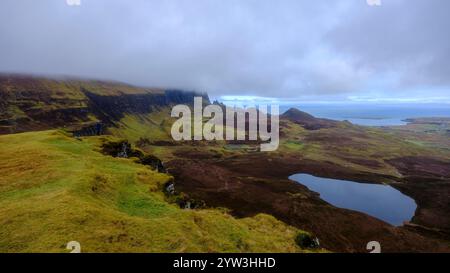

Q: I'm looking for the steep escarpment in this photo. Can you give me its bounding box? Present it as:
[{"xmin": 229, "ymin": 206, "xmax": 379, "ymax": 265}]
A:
[
  {"xmin": 0, "ymin": 74, "xmax": 208, "ymax": 134},
  {"xmin": 83, "ymin": 89, "xmax": 207, "ymax": 122}
]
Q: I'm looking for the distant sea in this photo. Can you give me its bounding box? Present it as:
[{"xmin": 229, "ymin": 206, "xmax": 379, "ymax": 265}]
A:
[
  {"xmin": 280, "ymin": 103, "xmax": 450, "ymax": 126},
  {"xmin": 217, "ymin": 97, "xmax": 450, "ymax": 127}
]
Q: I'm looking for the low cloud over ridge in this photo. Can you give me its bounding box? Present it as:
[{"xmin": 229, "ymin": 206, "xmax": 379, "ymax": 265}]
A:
[{"xmin": 0, "ymin": 0, "xmax": 449, "ymax": 101}]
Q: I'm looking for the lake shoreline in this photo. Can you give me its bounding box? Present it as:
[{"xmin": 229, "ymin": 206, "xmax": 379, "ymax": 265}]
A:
[{"xmin": 289, "ymin": 173, "xmax": 417, "ymax": 226}]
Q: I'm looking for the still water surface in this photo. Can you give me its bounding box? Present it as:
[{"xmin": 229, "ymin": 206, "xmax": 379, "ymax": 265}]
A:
[{"xmin": 289, "ymin": 173, "xmax": 417, "ymax": 226}]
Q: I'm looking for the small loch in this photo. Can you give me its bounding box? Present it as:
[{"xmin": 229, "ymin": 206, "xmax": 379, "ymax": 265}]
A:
[{"xmin": 289, "ymin": 173, "xmax": 417, "ymax": 226}]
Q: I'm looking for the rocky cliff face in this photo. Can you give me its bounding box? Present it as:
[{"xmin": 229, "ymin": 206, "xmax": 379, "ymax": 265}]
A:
[
  {"xmin": 84, "ymin": 88, "xmax": 207, "ymax": 122},
  {"xmin": 0, "ymin": 74, "xmax": 209, "ymax": 134}
]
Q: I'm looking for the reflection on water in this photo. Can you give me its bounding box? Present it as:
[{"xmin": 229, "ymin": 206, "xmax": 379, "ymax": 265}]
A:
[{"xmin": 289, "ymin": 173, "xmax": 417, "ymax": 226}]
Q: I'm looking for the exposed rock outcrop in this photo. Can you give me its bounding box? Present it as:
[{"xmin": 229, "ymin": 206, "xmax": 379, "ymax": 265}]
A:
[
  {"xmin": 72, "ymin": 123, "xmax": 105, "ymax": 137},
  {"xmin": 101, "ymin": 140, "xmax": 166, "ymax": 173}
]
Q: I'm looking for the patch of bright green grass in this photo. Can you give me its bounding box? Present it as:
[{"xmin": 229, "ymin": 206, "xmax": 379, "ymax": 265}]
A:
[{"xmin": 108, "ymin": 111, "xmax": 173, "ymax": 143}]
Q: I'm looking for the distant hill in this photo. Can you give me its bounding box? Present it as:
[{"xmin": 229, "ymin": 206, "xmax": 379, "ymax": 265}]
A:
[{"xmin": 281, "ymin": 108, "xmax": 337, "ymax": 130}]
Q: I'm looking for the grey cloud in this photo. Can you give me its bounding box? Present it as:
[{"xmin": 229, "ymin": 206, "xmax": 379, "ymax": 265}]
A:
[
  {"xmin": 0, "ymin": 0, "xmax": 448, "ymax": 100},
  {"xmin": 327, "ymin": 0, "xmax": 450, "ymax": 90}
]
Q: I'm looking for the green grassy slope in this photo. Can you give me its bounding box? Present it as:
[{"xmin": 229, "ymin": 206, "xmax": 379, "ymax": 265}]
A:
[
  {"xmin": 0, "ymin": 130, "xmax": 310, "ymax": 253},
  {"xmin": 108, "ymin": 109, "xmax": 174, "ymax": 143}
]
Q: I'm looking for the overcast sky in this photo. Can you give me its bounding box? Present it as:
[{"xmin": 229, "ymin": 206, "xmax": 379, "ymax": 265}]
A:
[{"xmin": 0, "ymin": 0, "xmax": 449, "ymax": 102}]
